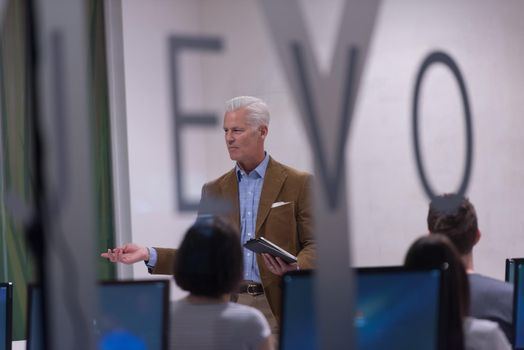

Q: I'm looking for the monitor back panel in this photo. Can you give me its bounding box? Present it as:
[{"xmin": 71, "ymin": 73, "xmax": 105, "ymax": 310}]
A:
[
  {"xmin": 506, "ymin": 258, "xmax": 516, "ymax": 284},
  {"xmin": 280, "ymin": 268, "xmax": 442, "ymax": 350},
  {"xmin": 26, "ymin": 286, "xmax": 42, "ymax": 350}
]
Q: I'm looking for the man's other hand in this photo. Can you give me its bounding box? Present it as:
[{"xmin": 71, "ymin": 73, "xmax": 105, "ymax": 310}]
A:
[
  {"xmin": 262, "ymin": 253, "xmax": 299, "ymax": 276},
  {"xmin": 100, "ymin": 243, "xmax": 149, "ymax": 264}
]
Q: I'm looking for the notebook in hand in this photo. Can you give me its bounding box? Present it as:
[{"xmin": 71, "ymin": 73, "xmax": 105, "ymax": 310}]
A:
[{"xmin": 243, "ymin": 237, "xmax": 298, "ymax": 264}]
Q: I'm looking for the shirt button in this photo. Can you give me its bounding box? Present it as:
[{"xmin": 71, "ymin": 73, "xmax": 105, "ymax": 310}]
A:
[{"xmin": 247, "ymin": 212, "xmax": 251, "ymax": 216}]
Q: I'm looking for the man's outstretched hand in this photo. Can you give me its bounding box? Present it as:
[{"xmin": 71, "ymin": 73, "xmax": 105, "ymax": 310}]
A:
[{"xmin": 100, "ymin": 243, "xmax": 149, "ymax": 264}]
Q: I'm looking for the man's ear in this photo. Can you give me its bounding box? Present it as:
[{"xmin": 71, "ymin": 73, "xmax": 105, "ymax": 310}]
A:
[
  {"xmin": 474, "ymin": 229, "xmax": 481, "ymax": 245},
  {"xmin": 259, "ymin": 125, "xmax": 268, "ymax": 139}
]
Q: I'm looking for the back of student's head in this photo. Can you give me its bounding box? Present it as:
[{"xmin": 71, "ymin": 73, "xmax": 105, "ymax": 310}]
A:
[
  {"xmin": 404, "ymin": 234, "xmax": 469, "ymax": 350},
  {"xmin": 427, "ymin": 194, "xmax": 478, "ymax": 255},
  {"xmin": 174, "ymin": 217, "xmax": 243, "ymax": 298}
]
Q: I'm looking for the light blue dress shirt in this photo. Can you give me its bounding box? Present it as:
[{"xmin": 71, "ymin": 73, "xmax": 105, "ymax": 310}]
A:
[{"xmin": 236, "ymin": 153, "xmax": 269, "ymax": 283}]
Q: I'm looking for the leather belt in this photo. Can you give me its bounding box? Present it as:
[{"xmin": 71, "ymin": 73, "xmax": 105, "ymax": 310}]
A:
[{"xmin": 238, "ymin": 281, "xmax": 264, "ymax": 296}]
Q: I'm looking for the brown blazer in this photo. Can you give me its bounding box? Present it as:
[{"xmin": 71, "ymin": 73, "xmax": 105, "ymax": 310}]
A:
[{"xmin": 151, "ymin": 157, "xmax": 316, "ymax": 318}]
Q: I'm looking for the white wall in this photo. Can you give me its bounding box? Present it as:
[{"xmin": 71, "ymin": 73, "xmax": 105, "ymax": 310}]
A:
[
  {"xmin": 350, "ymin": 0, "xmax": 524, "ymax": 275},
  {"xmin": 121, "ymin": 1, "xmax": 204, "ymax": 297},
  {"xmin": 119, "ymin": 0, "xmax": 524, "ymax": 299}
]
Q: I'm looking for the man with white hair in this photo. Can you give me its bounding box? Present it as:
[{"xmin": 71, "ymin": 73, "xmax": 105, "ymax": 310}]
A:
[{"xmin": 103, "ymin": 96, "xmax": 316, "ymax": 332}]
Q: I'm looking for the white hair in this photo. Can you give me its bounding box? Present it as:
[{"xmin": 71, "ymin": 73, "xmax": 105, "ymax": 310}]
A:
[{"xmin": 225, "ymin": 96, "xmax": 270, "ymax": 128}]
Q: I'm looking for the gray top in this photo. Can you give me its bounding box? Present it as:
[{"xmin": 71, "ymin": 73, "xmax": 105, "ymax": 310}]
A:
[
  {"xmin": 170, "ymin": 298, "xmax": 270, "ymax": 350},
  {"xmin": 468, "ymin": 273, "xmax": 514, "ymax": 342},
  {"xmin": 464, "ymin": 317, "xmax": 511, "ymax": 350}
]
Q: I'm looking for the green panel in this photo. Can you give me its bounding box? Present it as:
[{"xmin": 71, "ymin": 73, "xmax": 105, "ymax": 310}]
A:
[
  {"xmin": 0, "ymin": 0, "xmax": 35, "ymax": 340},
  {"xmin": 88, "ymin": 0, "xmax": 116, "ymax": 280}
]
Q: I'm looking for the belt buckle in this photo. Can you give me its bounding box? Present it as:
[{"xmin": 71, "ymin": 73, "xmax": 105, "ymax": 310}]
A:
[{"xmin": 247, "ymin": 283, "xmax": 260, "ymax": 296}]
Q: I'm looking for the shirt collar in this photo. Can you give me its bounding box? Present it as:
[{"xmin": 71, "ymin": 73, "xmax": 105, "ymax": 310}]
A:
[{"xmin": 236, "ymin": 152, "xmax": 269, "ymax": 181}]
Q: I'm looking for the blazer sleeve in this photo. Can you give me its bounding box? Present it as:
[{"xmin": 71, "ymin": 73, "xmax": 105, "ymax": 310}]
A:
[
  {"xmin": 296, "ymin": 174, "xmax": 316, "ymax": 269},
  {"xmin": 149, "ymin": 247, "xmax": 177, "ymax": 275}
]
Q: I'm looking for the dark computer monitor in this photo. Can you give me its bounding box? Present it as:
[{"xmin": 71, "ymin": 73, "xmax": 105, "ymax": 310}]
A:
[
  {"xmin": 27, "ymin": 280, "xmax": 170, "ymax": 350},
  {"xmin": 0, "ymin": 283, "xmax": 13, "ymax": 350},
  {"xmin": 510, "ymin": 259, "xmax": 524, "ymax": 349},
  {"xmin": 280, "ymin": 267, "xmax": 444, "ymax": 350},
  {"xmin": 505, "ymin": 258, "xmax": 518, "ymax": 284},
  {"xmin": 26, "ymin": 285, "xmax": 42, "ymax": 350}
]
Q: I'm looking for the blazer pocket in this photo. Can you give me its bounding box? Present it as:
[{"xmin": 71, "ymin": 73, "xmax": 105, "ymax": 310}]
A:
[
  {"xmin": 271, "ymin": 201, "xmax": 291, "ymax": 208},
  {"xmin": 265, "ymin": 202, "xmax": 296, "ymax": 251}
]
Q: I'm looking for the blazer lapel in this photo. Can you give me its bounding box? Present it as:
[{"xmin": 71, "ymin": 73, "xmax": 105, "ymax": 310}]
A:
[
  {"xmin": 221, "ymin": 169, "xmax": 240, "ymax": 231},
  {"xmin": 256, "ymin": 158, "xmax": 287, "ymax": 235}
]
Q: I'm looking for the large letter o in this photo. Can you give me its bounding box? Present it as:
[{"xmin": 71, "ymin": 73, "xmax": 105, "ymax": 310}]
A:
[{"xmin": 412, "ymin": 51, "xmax": 473, "ymax": 202}]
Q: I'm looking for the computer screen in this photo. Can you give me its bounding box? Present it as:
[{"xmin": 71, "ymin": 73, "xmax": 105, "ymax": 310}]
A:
[
  {"xmin": 0, "ymin": 283, "xmax": 13, "ymax": 350},
  {"xmin": 27, "ymin": 280, "xmax": 169, "ymax": 350},
  {"xmin": 97, "ymin": 280, "xmax": 169, "ymax": 350},
  {"xmin": 513, "ymin": 260, "xmax": 524, "ymax": 349},
  {"xmin": 280, "ymin": 268, "xmax": 443, "ymax": 350}
]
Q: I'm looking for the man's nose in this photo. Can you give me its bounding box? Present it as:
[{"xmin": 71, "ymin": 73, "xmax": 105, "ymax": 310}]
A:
[{"xmin": 225, "ymin": 131, "xmax": 234, "ymax": 143}]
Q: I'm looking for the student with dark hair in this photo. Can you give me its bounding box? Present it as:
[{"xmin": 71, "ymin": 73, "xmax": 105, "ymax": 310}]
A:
[
  {"xmin": 170, "ymin": 217, "xmax": 273, "ymax": 350},
  {"xmin": 405, "ymin": 235, "xmax": 468, "ymax": 350},
  {"xmin": 427, "ymin": 194, "xmax": 514, "ymax": 342},
  {"xmin": 405, "ymin": 235, "xmax": 510, "ymax": 350}
]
